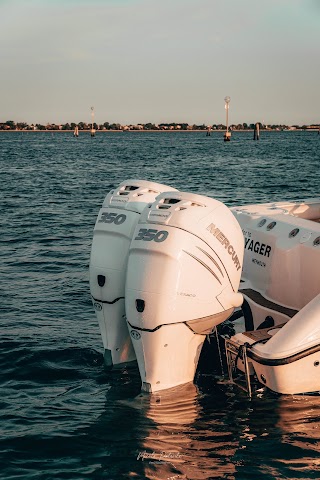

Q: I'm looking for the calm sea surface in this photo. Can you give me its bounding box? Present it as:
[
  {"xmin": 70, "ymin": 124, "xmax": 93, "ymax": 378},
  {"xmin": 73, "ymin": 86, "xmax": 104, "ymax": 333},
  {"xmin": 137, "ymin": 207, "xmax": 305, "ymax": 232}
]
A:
[{"xmin": 1, "ymin": 131, "xmax": 320, "ymax": 480}]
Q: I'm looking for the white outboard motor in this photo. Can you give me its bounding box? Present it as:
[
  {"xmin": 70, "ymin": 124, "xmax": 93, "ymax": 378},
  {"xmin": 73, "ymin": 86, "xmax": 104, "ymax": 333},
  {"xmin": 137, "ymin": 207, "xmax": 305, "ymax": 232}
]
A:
[
  {"xmin": 125, "ymin": 191, "xmax": 244, "ymax": 392},
  {"xmin": 89, "ymin": 179, "xmax": 178, "ymax": 367}
]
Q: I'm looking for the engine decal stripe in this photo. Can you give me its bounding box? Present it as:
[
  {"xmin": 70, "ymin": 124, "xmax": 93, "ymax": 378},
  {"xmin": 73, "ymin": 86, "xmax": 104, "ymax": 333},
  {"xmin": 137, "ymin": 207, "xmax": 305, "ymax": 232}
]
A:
[
  {"xmin": 196, "ymin": 246, "xmax": 225, "ymax": 277},
  {"xmin": 166, "ymin": 225, "xmax": 235, "ymax": 292},
  {"xmin": 183, "ymin": 250, "xmax": 222, "ymax": 285}
]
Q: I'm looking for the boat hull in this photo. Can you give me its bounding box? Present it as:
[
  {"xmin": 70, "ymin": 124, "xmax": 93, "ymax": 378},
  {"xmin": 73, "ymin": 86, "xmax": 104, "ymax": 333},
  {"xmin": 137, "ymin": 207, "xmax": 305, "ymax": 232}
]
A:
[{"xmin": 251, "ymin": 352, "xmax": 320, "ymax": 395}]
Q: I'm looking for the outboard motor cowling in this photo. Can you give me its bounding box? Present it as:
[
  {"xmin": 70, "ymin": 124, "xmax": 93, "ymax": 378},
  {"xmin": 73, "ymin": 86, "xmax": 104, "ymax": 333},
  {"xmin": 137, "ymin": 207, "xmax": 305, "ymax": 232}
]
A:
[
  {"xmin": 125, "ymin": 191, "xmax": 244, "ymax": 392},
  {"xmin": 89, "ymin": 179, "xmax": 177, "ymax": 367}
]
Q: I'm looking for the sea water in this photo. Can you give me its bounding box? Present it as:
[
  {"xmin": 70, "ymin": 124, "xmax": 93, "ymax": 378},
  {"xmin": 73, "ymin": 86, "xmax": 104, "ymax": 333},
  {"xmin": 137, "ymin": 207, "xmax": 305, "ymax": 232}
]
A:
[{"xmin": 1, "ymin": 131, "xmax": 320, "ymax": 479}]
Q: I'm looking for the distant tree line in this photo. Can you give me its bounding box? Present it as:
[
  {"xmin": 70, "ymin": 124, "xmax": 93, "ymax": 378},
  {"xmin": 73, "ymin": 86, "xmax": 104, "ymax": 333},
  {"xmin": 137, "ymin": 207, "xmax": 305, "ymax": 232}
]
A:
[{"xmin": 0, "ymin": 120, "xmax": 319, "ymax": 131}]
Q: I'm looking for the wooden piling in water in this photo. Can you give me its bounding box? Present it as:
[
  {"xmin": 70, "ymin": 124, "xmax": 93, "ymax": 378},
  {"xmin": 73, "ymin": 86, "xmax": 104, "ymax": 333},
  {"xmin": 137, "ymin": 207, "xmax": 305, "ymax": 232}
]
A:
[{"xmin": 254, "ymin": 123, "xmax": 260, "ymax": 140}]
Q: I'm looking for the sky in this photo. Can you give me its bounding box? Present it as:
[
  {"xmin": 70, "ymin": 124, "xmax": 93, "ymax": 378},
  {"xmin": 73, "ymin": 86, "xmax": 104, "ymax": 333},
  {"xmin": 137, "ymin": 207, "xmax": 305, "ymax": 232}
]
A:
[{"xmin": 0, "ymin": 0, "xmax": 319, "ymax": 126}]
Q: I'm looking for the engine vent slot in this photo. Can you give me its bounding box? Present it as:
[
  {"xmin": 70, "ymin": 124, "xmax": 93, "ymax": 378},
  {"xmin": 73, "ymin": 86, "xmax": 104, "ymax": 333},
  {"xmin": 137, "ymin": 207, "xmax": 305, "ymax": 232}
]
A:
[
  {"xmin": 190, "ymin": 202, "xmax": 204, "ymax": 207},
  {"xmin": 163, "ymin": 198, "xmax": 180, "ymax": 205},
  {"xmin": 158, "ymin": 197, "xmax": 180, "ymax": 209},
  {"xmin": 158, "ymin": 205, "xmax": 171, "ymax": 209}
]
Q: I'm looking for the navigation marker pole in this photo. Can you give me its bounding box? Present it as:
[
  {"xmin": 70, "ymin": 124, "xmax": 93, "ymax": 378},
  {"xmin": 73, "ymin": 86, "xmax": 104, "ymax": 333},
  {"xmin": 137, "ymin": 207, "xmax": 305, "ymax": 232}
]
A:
[
  {"xmin": 224, "ymin": 96, "xmax": 231, "ymax": 142},
  {"xmin": 90, "ymin": 106, "xmax": 95, "ymax": 137}
]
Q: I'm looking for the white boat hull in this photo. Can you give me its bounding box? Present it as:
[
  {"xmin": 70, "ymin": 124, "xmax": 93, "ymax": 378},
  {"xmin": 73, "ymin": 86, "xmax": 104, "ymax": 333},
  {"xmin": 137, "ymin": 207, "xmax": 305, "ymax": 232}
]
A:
[
  {"xmin": 251, "ymin": 351, "xmax": 320, "ymax": 395},
  {"xmin": 232, "ymin": 198, "xmax": 320, "ymax": 330},
  {"xmin": 228, "ymin": 199, "xmax": 320, "ymax": 395}
]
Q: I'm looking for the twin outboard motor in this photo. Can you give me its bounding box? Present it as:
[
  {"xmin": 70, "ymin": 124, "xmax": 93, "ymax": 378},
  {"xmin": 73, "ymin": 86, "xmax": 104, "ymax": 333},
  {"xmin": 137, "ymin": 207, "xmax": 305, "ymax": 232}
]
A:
[
  {"xmin": 89, "ymin": 180, "xmax": 177, "ymax": 367},
  {"xmin": 125, "ymin": 191, "xmax": 244, "ymax": 392}
]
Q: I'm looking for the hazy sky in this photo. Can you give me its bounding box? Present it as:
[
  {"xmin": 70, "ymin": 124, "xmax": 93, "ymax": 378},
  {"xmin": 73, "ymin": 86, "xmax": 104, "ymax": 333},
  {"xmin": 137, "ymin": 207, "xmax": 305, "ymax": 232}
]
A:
[{"xmin": 0, "ymin": 0, "xmax": 319, "ymax": 125}]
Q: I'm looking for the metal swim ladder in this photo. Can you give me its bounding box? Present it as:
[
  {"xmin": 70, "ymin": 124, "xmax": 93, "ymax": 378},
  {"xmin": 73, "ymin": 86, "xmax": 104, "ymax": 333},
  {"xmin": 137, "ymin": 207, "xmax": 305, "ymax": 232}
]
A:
[{"xmin": 225, "ymin": 338, "xmax": 253, "ymax": 397}]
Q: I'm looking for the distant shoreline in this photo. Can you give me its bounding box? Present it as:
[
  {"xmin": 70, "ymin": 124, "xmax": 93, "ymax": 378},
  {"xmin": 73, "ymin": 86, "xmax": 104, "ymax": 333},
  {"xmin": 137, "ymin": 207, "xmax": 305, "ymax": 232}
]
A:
[{"xmin": 0, "ymin": 128, "xmax": 313, "ymax": 133}]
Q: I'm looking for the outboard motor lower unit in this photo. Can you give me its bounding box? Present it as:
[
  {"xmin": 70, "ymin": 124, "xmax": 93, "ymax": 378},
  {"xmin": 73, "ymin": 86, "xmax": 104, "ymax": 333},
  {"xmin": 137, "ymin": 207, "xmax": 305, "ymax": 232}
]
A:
[
  {"xmin": 125, "ymin": 191, "xmax": 244, "ymax": 392},
  {"xmin": 89, "ymin": 179, "xmax": 177, "ymax": 367}
]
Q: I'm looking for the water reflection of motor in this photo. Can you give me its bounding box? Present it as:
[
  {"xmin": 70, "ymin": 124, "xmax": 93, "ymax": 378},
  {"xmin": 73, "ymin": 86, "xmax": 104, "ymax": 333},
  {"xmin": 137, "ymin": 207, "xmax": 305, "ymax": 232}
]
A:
[{"xmin": 140, "ymin": 383, "xmax": 238, "ymax": 480}]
